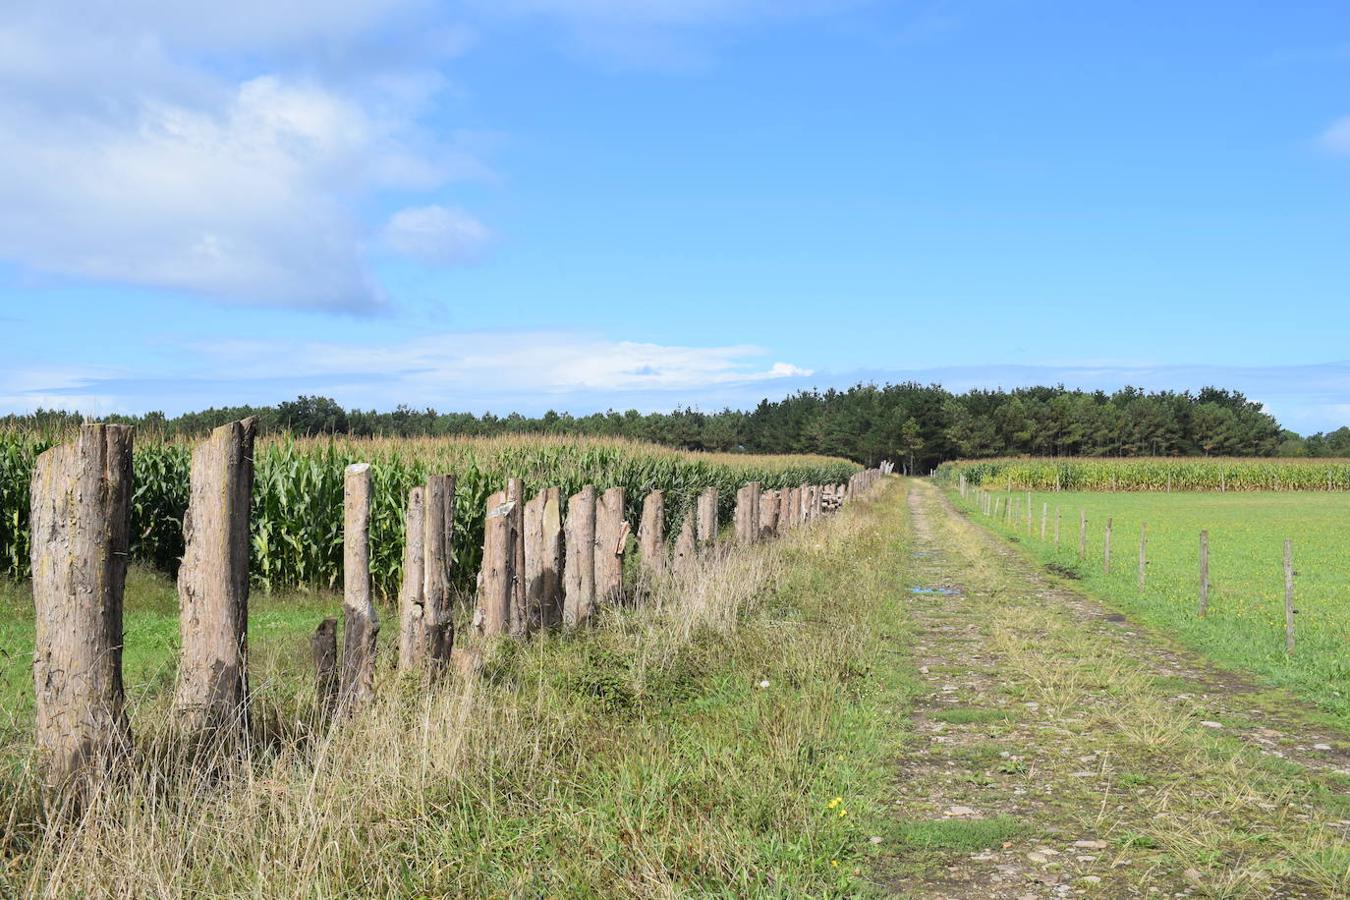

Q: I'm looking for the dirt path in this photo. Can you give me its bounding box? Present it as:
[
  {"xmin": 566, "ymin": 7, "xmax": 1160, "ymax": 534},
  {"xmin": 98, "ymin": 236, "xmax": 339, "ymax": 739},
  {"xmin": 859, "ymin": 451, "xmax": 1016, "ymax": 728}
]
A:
[{"xmin": 879, "ymin": 480, "xmax": 1350, "ymax": 899}]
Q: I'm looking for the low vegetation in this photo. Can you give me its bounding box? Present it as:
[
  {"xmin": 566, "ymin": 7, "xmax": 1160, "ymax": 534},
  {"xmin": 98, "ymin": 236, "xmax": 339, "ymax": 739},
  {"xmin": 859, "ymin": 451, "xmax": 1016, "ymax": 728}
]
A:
[{"xmin": 937, "ymin": 455, "xmax": 1350, "ymax": 492}]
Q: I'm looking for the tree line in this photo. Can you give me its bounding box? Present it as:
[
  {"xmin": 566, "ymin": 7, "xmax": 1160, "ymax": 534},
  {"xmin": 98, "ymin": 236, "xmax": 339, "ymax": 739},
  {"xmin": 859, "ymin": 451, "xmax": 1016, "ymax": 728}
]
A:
[{"xmin": 5, "ymin": 383, "xmax": 1343, "ymax": 472}]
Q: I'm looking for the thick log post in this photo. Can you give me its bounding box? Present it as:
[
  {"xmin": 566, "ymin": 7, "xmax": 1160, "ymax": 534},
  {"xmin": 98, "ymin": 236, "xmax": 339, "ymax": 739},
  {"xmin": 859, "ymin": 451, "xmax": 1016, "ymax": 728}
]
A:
[
  {"xmin": 312, "ymin": 617, "xmax": 338, "ymax": 721},
  {"xmin": 735, "ymin": 482, "xmax": 761, "ymax": 544},
  {"xmin": 776, "ymin": 489, "xmax": 793, "ymax": 536},
  {"xmin": 176, "ymin": 417, "xmax": 257, "ymax": 736},
  {"xmin": 695, "ymin": 487, "xmax": 718, "ymax": 548},
  {"xmin": 30, "ymin": 423, "xmax": 134, "ymax": 786},
  {"xmin": 673, "ymin": 515, "xmax": 697, "ymax": 576},
  {"xmin": 595, "ymin": 487, "xmax": 628, "ymax": 606},
  {"xmin": 797, "ymin": 484, "xmax": 810, "ymax": 524},
  {"xmin": 525, "ymin": 486, "xmax": 565, "ymax": 630},
  {"xmin": 506, "ymin": 478, "xmax": 528, "ymax": 638},
  {"xmin": 397, "ymin": 487, "xmax": 426, "ymax": 668},
  {"xmin": 812, "ymin": 484, "xmax": 823, "ymax": 520},
  {"xmin": 759, "ymin": 489, "xmax": 779, "ymax": 539},
  {"xmin": 339, "ymin": 463, "xmax": 379, "ymax": 712},
  {"xmin": 479, "ymin": 492, "xmax": 515, "ymax": 637},
  {"xmin": 563, "ymin": 486, "xmax": 596, "ymax": 626},
  {"xmin": 638, "ymin": 490, "xmax": 666, "ymax": 579}
]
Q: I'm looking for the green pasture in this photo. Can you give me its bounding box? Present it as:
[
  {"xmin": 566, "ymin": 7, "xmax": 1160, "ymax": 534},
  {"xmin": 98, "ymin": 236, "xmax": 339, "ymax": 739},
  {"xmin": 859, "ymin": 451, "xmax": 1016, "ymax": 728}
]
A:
[{"xmin": 952, "ymin": 488, "xmax": 1350, "ymax": 728}]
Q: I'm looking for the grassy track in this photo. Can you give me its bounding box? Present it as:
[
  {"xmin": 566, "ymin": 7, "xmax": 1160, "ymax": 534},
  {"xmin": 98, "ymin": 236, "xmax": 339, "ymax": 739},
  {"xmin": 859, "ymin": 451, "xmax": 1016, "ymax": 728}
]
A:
[
  {"xmin": 883, "ymin": 481, "xmax": 1350, "ymax": 897},
  {"xmin": 948, "ymin": 488, "xmax": 1350, "ymax": 728},
  {"xmin": 1, "ymin": 484, "xmax": 918, "ymax": 897}
]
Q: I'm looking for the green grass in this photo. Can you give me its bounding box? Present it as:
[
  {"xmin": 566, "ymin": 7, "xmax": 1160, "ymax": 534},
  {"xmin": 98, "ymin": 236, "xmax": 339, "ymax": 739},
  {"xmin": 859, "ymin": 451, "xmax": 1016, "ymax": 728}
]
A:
[
  {"xmin": 893, "ymin": 816, "xmax": 1023, "ymax": 852},
  {"xmin": 931, "ymin": 707, "xmax": 1012, "ymax": 725},
  {"xmin": 953, "ymin": 488, "xmax": 1350, "ymax": 728}
]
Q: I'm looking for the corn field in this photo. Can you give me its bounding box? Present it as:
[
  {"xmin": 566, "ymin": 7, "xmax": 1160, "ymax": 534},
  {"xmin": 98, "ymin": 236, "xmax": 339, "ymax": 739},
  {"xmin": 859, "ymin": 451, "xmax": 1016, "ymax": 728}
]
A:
[
  {"xmin": 935, "ymin": 456, "xmax": 1350, "ymax": 493},
  {"xmin": 0, "ymin": 430, "xmax": 858, "ymax": 596}
]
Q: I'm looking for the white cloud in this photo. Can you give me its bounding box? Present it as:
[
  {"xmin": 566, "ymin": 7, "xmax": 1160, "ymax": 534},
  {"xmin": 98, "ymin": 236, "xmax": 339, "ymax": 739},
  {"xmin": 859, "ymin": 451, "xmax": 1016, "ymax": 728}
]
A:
[
  {"xmin": 1318, "ymin": 116, "xmax": 1350, "ymax": 155},
  {"xmin": 0, "ymin": 2, "xmax": 484, "ymax": 312},
  {"xmin": 383, "ymin": 205, "xmax": 493, "ymax": 263}
]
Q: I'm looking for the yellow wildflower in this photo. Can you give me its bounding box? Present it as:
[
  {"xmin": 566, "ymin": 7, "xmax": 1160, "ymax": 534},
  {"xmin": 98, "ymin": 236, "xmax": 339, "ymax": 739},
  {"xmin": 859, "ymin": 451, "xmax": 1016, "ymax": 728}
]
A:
[{"xmin": 827, "ymin": 796, "xmax": 842, "ymax": 809}]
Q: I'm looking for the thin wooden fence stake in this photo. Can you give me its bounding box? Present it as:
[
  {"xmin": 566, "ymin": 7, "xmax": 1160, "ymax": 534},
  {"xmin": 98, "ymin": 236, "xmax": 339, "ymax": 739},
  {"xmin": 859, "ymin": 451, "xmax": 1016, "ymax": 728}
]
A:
[
  {"xmin": 1104, "ymin": 516, "xmax": 1113, "ymax": 574},
  {"xmin": 1284, "ymin": 539, "xmax": 1295, "ymax": 654},
  {"xmin": 1078, "ymin": 510, "xmax": 1087, "ymax": 561},
  {"xmin": 1138, "ymin": 522, "xmax": 1147, "ymax": 591},
  {"xmin": 1198, "ymin": 530, "xmax": 1210, "ymax": 617}
]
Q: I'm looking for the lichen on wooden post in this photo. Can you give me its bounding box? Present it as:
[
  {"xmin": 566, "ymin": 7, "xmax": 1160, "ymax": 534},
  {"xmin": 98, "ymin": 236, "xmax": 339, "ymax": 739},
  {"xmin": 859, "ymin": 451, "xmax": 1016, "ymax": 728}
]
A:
[
  {"xmin": 563, "ymin": 486, "xmax": 596, "ymax": 627},
  {"xmin": 176, "ymin": 417, "xmax": 257, "ymax": 737},
  {"xmin": 30, "ymin": 423, "xmax": 134, "ymax": 786},
  {"xmin": 595, "ymin": 486, "xmax": 628, "ymax": 606},
  {"xmin": 339, "ymin": 463, "xmax": 379, "ymax": 713},
  {"xmin": 638, "ymin": 490, "xmax": 666, "ymax": 579}
]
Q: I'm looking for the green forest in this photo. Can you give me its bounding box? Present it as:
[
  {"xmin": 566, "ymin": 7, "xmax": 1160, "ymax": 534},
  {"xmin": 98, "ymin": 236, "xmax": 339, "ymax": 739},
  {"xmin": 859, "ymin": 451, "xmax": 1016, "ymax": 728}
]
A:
[{"xmin": 6, "ymin": 383, "xmax": 1346, "ymax": 472}]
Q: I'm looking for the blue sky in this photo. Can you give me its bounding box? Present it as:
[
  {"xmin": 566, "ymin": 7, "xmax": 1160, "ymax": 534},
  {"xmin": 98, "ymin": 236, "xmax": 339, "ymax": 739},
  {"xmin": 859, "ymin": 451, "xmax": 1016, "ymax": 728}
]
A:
[{"xmin": 1, "ymin": 1, "xmax": 1348, "ymax": 432}]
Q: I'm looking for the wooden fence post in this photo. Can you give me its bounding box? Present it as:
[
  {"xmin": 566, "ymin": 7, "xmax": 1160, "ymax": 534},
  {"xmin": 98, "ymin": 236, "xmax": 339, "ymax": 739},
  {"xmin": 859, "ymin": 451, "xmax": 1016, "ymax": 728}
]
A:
[
  {"xmin": 30, "ymin": 423, "xmax": 134, "ymax": 785},
  {"xmin": 563, "ymin": 486, "xmax": 597, "ymax": 626},
  {"xmin": 176, "ymin": 418, "xmax": 257, "ymax": 736},
  {"xmin": 759, "ymin": 489, "xmax": 779, "ymax": 539},
  {"xmin": 595, "ymin": 487, "xmax": 628, "ymax": 607},
  {"xmin": 1104, "ymin": 516, "xmax": 1113, "ymax": 574},
  {"xmin": 1040, "ymin": 502, "xmax": 1047, "ymax": 541},
  {"xmin": 1284, "ymin": 539, "xmax": 1295, "ymax": 654},
  {"xmin": 1137, "ymin": 522, "xmax": 1147, "ymax": 591},
  {"xmin": 339, "ymin": 463, "xmax": 379, "ymax": 712},
  {"xmin": 638, "ymin": 490, "xmax": 666, "ymax": 579},
  {"xmin": 1078, "ymin": 510, "xmax": 1087, "ymax": 561},
  {"xmin": 673, "ymin": 515, "xmax": 696, "ymax": 576},
  {"xmin": 480, "ymin": 492, "xmax": 515, "ymax": 636},
  {"xmin": 1198, "ymin": 530, "xmax": 1210, "ymax": 617},
  {"xmin": 735, "ymin": 482, "xmax": 761, "ymax": 544},
  {"xmin": 1025, "ymin": 491, "xmax": 1032, "ymax": 532},
  {"xmin": 312, "ymin": 618, "xmax": 338, "ymax": 721},
  {"xmin": 1055, "ymin": 507, "xmax": 1061, "ymax": 548},
  {"xmin": 506, "ymin": 478, "xmax": 528, "ymax": 638},
  {"xmin": 696, "ymin": 487, "xmax": 719, "ymax": 547},
  {"xmin": 777, "ymin": 488, "xmax": 793, "ymax": 536},
  {"xmin": 397, "ymin": 487, "xmax": 426, "ymax": 669},
  {"xmin": 525, "ymin": 487, "xmax": 564, "ymax": 628}
]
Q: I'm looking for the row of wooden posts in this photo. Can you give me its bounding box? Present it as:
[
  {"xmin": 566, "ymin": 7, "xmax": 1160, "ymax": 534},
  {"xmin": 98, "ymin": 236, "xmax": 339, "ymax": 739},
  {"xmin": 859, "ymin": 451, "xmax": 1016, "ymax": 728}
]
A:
[
  {"xmin": 28, "ymin": 420, "xmax": 887, "ymax": 785},
  {"xmin": 958, "ymin": 478, "xmax": 1299, "ymax": 654}
]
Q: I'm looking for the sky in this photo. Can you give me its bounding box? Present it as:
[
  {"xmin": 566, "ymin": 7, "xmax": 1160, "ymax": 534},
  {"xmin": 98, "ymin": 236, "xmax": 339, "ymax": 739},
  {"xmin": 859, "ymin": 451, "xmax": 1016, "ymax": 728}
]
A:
[{"xmin": 1, "ymin": 1, "xmax": 1348, "ymax": 433}]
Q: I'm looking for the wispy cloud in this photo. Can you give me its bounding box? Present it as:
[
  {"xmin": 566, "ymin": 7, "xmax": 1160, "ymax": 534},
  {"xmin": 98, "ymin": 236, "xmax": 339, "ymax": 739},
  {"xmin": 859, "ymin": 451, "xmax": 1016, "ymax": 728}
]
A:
[
  {"xmin": 1317, "ymin": 116, "xmax": 1350, "ymax": 155},
  {"xmin": 0, "ymin": 331, "xmax": 813, "ymax": 415}
]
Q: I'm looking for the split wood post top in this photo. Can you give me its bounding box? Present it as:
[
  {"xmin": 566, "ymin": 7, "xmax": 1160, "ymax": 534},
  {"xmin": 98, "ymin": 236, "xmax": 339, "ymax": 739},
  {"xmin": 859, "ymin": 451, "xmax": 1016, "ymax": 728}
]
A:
[
  {"xmin": 595, "ymin": 486, "xmax": 628, "ymax": 606},
  {"xmin": 480, "ymin": 491, "xmax": 516, "ymax": 637},
  {"xmin": 30, "ymin": 423, "xmax": 134, "ymax": 786},
  {"xmin": 176, "ymin": 417, "xmax": 257, "ymax": 736}
]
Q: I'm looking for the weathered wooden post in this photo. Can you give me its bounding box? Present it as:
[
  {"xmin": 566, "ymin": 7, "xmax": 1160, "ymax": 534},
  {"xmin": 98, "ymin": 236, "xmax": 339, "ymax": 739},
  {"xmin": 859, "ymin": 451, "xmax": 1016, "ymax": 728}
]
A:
[
  {"xmin": 479, "ymin": 491, "xmax": 515, "ymax": 636},
  {"xmin": 735, "ymin": 482, "xmax": 761, "ymax": 544},
  {"xmin": 525, "ymin": 486, "xmax": 564, "ymax": 629},
  {"xmin": 339, "ymin": 463, "xmax": 379, "ymax": 712},
  {"xmin": 638, "ymin": 490, "xmax": 666, "ymax": 580},
  {"xmin": 176, "ymin": 418, "xmax": 256, "ymax": 736},
  {"xmin": 1040, "ymin": 502, "xmax": 1048, "ymax": 541},
  {"xmin": 1025, "ymin": 491, "xmax": 1032, "ymax": 532},
  {"xmin": 312, "ymin": 617, "xmax": 338, "ymax": 721},
  {"xmin": 1283, "ymin": 539, "xmax": 1295, "ymax": 654},
  {"xmin": 397, "ymin": 487, "xmax": 426, "ymax": 668},
  {"xmin": 1104, "ymin": 516, "xmax": 1113, "ymax": 574},
  {"xmin": 1078, "ymin": 510, "xmax": 1087, "ymax": 560},
  {"xmin": 595, "ymin": 487, "xmax": 628, "ymax": 606},
  {"xmin": 506, "ymin": 478, "xmax": 528, "ymax": 638},
  {"xmin": 1198, "ymin": 530, "xmax": 1210, "ymax": 617},
  {"xmin": 673, "ymin": 515, "xmax": 697, "ymax": 576},
  {"xmin": 1055, "ymin": 507, "xmax": 1062, "ymax": 548},
  {"xmin": 813, "ymin": 484, "xmax": 824, "ymax": 520},
  {"xmin": 759, "ymin": 489, "xmax": 779, "ymax": 538},
  {"xmin": 399, "ymin": 475, "xmax": 455, "ymax": 671},
  {"xmin": 696, "ymin": 487, "xmax": 718, "ymax": 548},
  {"xmin": 30, "ymin": 423, "xmax": 134, "ymax": 785},
  {"xmin": 563, "ymin": 486, "xmax": 596, "ymax": 626},
  {"xmin": 1137, "ymin": 522, "xmax": 1147, "ymax": 591},
  {"xmin": 777, "ymin": 488, "xmax": 793, "ymax": 536}
]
